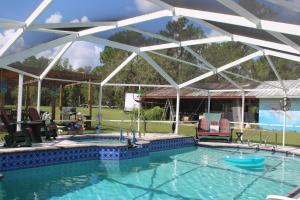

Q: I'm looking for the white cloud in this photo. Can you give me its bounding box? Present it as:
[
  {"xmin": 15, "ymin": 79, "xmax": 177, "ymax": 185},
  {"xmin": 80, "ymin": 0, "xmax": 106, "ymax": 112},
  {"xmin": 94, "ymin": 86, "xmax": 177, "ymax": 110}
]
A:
[
  {"xmin": 45, "ymin": 12, "xmax": 63, "ymax": 23},
  {"xmin": 62, "ymin": 41, "xmax": 103, "ymax": 68},
  {"xmin": 0, "ymin": 29, "xmax": 26, "ymax": 54},
  {"xmin": 134, "ymin": 0, "xmax": 160, "ymax": 12},
  {"xmin": 70, "ymin": 16, "xmax": 90, "ymax": 23}
]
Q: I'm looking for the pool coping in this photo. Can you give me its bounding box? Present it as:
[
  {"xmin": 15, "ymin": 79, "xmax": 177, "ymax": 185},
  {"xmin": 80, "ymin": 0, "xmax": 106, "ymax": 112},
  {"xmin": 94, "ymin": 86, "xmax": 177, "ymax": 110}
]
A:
[
  {"xmin": 0, "ymin": 134, "xmax": 190, "ymax": 154},
  {"xmin": 198, "ymin": 142, "xmax": 300, "ymax": 157}
]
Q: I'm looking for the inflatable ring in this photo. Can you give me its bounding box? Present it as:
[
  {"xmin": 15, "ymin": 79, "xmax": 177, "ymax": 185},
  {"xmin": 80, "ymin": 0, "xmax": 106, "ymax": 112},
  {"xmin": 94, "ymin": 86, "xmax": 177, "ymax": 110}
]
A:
[{"xmin": 224, "ymin": 155, "xmax": 265, "ymax": 167}]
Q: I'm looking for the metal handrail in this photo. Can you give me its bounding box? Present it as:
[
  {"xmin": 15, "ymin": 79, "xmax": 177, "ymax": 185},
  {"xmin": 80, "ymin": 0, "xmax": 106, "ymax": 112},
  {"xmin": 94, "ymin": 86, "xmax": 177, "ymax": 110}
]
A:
[
  {"xmin": 262, "ymin": 130, "xmax": 278, "ymax": 148},
  {"xmin": 247, "ymin": 130, "xmax": 260, "ymax": 147}
]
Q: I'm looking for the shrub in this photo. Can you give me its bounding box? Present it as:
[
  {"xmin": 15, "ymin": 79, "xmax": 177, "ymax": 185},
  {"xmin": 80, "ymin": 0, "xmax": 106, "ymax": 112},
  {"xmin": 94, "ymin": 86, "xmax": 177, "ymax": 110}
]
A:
[{"xmin": 144, "ymin": 106, "xmax": 163, "ymax": 120}]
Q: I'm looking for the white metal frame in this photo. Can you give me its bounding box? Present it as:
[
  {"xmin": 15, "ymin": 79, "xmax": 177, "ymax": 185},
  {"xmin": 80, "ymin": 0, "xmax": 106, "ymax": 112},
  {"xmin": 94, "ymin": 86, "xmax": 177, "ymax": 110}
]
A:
[{"xmin": 0, "ymin": 1, "xmax": 300, "ymax": 144}]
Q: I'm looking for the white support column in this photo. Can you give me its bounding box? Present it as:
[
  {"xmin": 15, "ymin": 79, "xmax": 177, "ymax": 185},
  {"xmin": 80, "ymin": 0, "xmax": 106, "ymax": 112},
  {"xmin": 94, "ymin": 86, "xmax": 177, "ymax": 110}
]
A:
[
  {"xmin": 207, "ymin": 91, "xmax": 211, "ymax": 114},
  {"xmin": 37, "ymin": 80, "xmax": 42, "ymax": 113},
  {"xmin": 98, "ymin": 85, "xmax": 103, "ymax": 125},
  {"xmin": 283, "ymin": 95, "xmax": 287, "ymax": 147},
  {"xmin": 283, "ymin": 107, "xmax": 287, "ymax": 147},
  {"xmin": 175, "ymin": 88, "xmax": 180, "ymax": 134},
  {"xmin": 137, "ymin": 85, "xmax": 141, "ymax": 133},
  {"xmin": 241, "ymin": 93, "xmax": 245, "ymax": 133},
  {"xmin": 17, "ymin": 74, "xmax": 24, "ymax": 131}
]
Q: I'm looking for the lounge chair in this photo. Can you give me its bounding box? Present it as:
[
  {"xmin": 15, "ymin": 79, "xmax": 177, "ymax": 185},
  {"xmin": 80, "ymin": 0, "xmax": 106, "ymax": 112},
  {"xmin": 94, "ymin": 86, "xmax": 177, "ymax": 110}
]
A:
[
  {"xmin": 0, "ymin": 109, "xmax": 32, "ymax": 147},
  {"xmin": 196, "ymin": 117, "xmax": 232, "ymax": 142},
  {"xmin": 28, "ymin": 107, "xmax": 57, "ymax": 140}
]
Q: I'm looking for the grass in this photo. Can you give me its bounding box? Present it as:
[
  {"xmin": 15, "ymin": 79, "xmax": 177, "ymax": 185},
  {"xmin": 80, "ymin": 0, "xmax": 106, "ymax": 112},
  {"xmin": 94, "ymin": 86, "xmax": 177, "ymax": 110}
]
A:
[{"xmin": 1, "ymin": 106, "xmax": 300, "ymax": 147}]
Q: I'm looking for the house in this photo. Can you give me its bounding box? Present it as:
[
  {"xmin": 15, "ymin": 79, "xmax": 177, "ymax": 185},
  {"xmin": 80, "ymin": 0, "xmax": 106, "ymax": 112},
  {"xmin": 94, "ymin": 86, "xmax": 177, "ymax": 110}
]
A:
[{"xmin": 142, "ymin": 80, "xmax": 300, "ymax": 132}]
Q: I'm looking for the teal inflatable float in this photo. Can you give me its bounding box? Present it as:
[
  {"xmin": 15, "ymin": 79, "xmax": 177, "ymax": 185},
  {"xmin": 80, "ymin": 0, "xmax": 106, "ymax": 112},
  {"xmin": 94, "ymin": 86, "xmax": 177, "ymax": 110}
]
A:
[{"xmin": 224, "ymin": 155, "xmax": 265, "ymax": 167}]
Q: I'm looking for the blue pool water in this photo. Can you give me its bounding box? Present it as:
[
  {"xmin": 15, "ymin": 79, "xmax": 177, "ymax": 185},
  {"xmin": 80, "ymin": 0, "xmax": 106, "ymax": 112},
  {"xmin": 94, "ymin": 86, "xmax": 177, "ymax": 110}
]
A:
[{"xmin": 1, "ymin": 147, "xmax": 300, "ymax": 200}]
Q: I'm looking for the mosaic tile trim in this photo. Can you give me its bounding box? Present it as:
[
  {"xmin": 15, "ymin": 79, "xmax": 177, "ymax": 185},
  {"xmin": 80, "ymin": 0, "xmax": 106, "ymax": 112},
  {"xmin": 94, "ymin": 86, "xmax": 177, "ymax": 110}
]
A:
[{"xmin": 0, "ymin": 137, "xmax": 195, "ymax": 171}]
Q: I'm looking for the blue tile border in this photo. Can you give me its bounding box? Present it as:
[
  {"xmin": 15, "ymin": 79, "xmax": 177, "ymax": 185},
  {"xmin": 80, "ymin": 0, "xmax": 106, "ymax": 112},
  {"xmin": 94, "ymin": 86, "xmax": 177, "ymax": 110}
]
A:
[{"xmin": 0, "ymin": 137, "xmax": 196, "ymax": 171}]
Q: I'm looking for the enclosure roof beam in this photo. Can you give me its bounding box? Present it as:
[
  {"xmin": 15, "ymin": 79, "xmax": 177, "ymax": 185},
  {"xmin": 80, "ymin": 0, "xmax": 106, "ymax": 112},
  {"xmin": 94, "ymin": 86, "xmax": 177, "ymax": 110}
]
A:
[
  {"xmin": 0, "ymin": 65, "xmax": 39, "ymax": 79},
  {"xmin": 149, "ymin": 50, "xmax": 210, "ymax": 71},
  {"xmin": 77, "ymin": 10, "xmax": 172, "ymax": 37},
  {"xmin": 138, "ymin": 34, "xmax": 298, "ymax": 55},
  {"xmin": 0, "ymin": 18, "xmax": 25, "ymax": 29},
  {"xmin": 265, "ymin": 49, "xmax": 300, "ymax": 63},
  {"xmin": 217, "ymin": 0, "xmax": 300, "ymax": 54},
  {"xmin": 151, "ymin": 50, "xmax": 281, "ymax": 90},
  {"xmin": 140, "ymin": 36, "xmax": 231, "ymax": 52},
  {"xmin": 139, "ymin": 52, "xmax": 178, "ymax": 88},
  {"xmin": 40, "ymin": 42, "xmax": 73, "ymax": 80},
  {"xmin": 0, "ymin": 34, "xmax": 77, "ymax": 67},
  {"xmin": 184, "ymin": 47, "xmax": 244, "ymax": 91},
  {"xmin": 179, "ymin": 51, "xmax": 264, "ymax": 88},
  {"xmin": 124, "ymin": 26, "xmax": 242, "ymax": 90},
  {"xmin": 265, "ymin": 55, "xmax": 287, "ymax": 93},
  {"xmin": 265, "ymin": 0, "xmax": 300, "ymax": 12},
  {"xmin": 0, "ymin": 0, "xmax": 53, "ymax": 57},
  {"xmin": 223, "ymin": 70, "xmax": 283, "ymax": 90},
  {"xmin": 101, "ymin": 53, "xmax": 137, "ymax": 86},
  {"xmin": 81, "ymin": 35, "xmax": 140, "ymax": 53},
  {"xmin": 174, "ymin": 7, "xmax": 300, "ymax": 37},
  {"xmin": 104, "ymin": 83, "xmax": 174, "ymax": 88},
  {"xmin": 44, "ymin": 77, "xmax": 100, "ymax": 85}
]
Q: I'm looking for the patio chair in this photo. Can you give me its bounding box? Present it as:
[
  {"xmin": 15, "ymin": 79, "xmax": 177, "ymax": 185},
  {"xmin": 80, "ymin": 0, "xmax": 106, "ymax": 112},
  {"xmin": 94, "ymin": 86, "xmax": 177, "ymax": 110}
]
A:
[
  {"xmin": 196, "ymin": 117, "xmax": 232, "ymax": 142},
  {"xmin": 196, "ymin": 117, "xmax": 210, "ymax": 138},
  {"xmin": 27, "ymin": 107, "xmax": 57, "ymax": 140},
  {"xmin": 218, "ymin": 118, "xmax": 232, "ymax": 142},
  {"xmin": 0, "ymin": 109, "xmax": 32, "ymax": 147}
]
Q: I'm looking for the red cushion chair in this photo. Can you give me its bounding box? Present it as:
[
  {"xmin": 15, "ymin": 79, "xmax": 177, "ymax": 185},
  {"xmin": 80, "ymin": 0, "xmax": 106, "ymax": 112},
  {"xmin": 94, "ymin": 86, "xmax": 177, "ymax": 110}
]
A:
[{"xmin": 196, "ymin": 117, "xmax": 232, "ymax": 142}]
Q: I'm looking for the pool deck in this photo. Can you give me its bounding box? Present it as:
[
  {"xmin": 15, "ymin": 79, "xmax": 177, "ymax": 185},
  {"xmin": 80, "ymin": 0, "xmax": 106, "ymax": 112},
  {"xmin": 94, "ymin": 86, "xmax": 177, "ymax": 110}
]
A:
[
  {"xmin": 0, "ymin": 133, "xmax": 186, "ymax": 154},
  {"xmin": 199, "ymin": 141, "xmax": 300, "ymax": 156}
]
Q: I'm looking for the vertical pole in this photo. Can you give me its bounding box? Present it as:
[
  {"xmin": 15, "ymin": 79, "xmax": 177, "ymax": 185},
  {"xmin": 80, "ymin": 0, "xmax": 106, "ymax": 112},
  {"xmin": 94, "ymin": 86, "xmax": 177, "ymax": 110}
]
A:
[
  {"xmin": 88, "ymin": 79, "xmax": 92, "ymax": 117},
  {"xmin": 283, "ymin": 96, "xmax": 287, "ymax": 147},
  {"xmin": 138, "ymin": 85, "xmax": 141, "ymax": 132},
  {"xmin": 51, "ymin": 95, "xmax": 56, "ymax": 120},
  {"xmin": 207, "ymin": 91, "xmax": 211, "ymax": 127},
  {"xmin": 98, "ymin": 85, "xmax": 103, "ymax": 125},
  {"xmin": 17, "ymin": 74, "xmax": 24, "ymax": 131},
  {"xmin": 175, "ymin": 88, "xmax": 180, "ymax": 134},
  {"xmin": 37, "ymin": 80, "xmax": 41, "ymax": 114},
  {"xmin": 241, "ymin": 92, "xmax": 245, "ymax": 133},
  {"xmin": 25, "ymin": 84, "xmax": 30, "ymax": 111},
  {"xmin": 208, "ymin": 91, "xmax": 211, "ymax": 114},
  {"xmin": 59, "ymin": 84, "xmax": 63, "ymax": 120}
]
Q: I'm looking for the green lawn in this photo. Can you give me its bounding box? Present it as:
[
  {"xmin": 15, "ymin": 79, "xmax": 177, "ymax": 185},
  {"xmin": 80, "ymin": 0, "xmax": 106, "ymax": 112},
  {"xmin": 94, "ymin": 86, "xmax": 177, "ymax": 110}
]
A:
[{"xmin": 1, "ymin": 106, "xmax": 300, "ymax": 147}]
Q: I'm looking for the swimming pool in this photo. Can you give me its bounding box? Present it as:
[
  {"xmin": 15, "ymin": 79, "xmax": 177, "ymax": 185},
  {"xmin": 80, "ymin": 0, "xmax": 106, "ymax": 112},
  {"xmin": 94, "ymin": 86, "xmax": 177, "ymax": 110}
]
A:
[
  {"xmin": 1, "ymin": 147, "xmax": 299, "ymax": 200},
  {"xmin": 71, "ymin": 137, "xmax": 123, "ymax": 144}
]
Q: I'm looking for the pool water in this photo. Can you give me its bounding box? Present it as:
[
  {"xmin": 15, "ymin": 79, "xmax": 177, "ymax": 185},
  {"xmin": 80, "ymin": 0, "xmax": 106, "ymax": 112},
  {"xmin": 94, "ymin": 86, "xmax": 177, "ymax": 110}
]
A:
[{"xmin": 1, "ymin": 147, "xmax": 300, "ymax": 200}]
